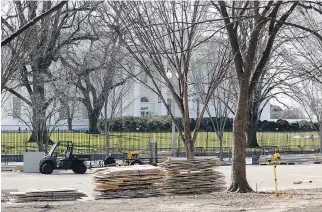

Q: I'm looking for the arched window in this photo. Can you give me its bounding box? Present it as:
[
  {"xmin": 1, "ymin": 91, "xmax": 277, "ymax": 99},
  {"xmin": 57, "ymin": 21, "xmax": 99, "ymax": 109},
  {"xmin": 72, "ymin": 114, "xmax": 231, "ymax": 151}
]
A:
[{"xmin": 140, "ymin": 97, "xmax": 149, "ymax": 102}]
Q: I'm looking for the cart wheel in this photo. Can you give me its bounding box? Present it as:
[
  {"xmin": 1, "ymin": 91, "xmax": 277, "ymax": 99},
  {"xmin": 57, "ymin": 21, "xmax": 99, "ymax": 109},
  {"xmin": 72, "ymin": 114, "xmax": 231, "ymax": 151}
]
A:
[
  {"xmin": 42, "ymin": 164, "xmax": 53, "ymax": 174},
  {"xmin": 74, "ymin": 164, "xmax": 87, "ymax": 174},
  {"xmin": 130, "ymin": 160, "xmax": 143, "ymax": 165},
  {"xmin": 104, "ymin": 156, "xmax": 116, "ymax": 166},
  {"xmin": 39, "ymin": 165, "xmax": 43, "ymax": 174}
]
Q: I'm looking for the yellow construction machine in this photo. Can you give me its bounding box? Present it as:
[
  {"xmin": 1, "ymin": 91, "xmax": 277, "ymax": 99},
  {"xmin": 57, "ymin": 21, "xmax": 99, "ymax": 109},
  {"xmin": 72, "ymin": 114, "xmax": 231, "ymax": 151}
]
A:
[
  {"xmin": 104, "ymin": 151, "xmax": 143, "ymax": 166},
  {"xmin": 121, "ymin": 151, "xmax": 143, "ymax": 166}
]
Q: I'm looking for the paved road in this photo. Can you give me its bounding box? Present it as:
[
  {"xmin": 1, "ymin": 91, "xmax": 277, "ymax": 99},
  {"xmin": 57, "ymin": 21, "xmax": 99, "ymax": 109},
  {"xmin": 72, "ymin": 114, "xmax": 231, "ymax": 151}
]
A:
[
  {"xmin": 258, "ymin": 153, "xmax": 322, "ymax": 164},
  {"xmin": 2, "ymin": 164, "xmax": 322, "ymax": 198}
]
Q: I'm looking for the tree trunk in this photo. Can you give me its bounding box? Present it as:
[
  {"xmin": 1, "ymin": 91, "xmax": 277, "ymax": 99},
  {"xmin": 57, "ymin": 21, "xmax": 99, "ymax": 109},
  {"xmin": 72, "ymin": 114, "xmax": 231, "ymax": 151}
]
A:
[
  {"xmin": 88, "ymin": 111, "xmax": 100, "ymax": 134},
  {"xmin": 228, "ymin": 87, "xmax": 253, "ymax": 192},
  {"xmin": 185, "ymin": 134, "xmax": 194, "ymax": 160},
  {"xmin": 106, "ymin": 133, "xmax": 110, "ymax": 156},
  {"xmin": 219, "ymin": 132, "xmax": 224, "ymax": 161},
  {"xmin": 184, "ymin": 120, "xmax": 194, "ymax": 160},
  {"xmin": 247, "ymin": 99, "xmax": 260, "ymax": 148},
  {"xmin": 247, "ymin": 117, "xmax": 259, "ymax": 148},
  {"xmin": 28, "ymin": 108, "xmax": 53, "ymax": 151},
  {"xmin": 247, "ymin": 127, "xmax": 259, "ymax": 148},
  {"xmin": 66, "ymin": 106, "xmax": 73, "ymax": 131},
  {"xmin": 28, "ymin": 67, "xmax": 53, "ymax": 151},
  {"xmin": 67, "ymin": 117, "xmax": 72, "ymax": 131},
  {"xmin": 183, "ymin": 106, "xmax": 194, "ymax": 159},
  {"xmin": 319, "ymin": 121, "xmax": 322, "ymax": 154},
  {"xmin": 28, "ymin": 130, "xmax": 53, "ymax": 151}
]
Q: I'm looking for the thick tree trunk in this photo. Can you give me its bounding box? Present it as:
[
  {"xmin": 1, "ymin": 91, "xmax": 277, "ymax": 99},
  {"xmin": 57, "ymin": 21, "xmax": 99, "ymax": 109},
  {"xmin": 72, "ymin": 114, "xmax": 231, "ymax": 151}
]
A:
[
  {"xmin": 67, "ymin": 117, "xmax": 72, "ymax": 131},
  {"xmin": 183, "ymin": 126, "xmax": 194, "ymax": 160},
  {"xmin": 247, "ymin": 126, "xmax": 259, "ymax": 148},
  {"xmin": 66, "ymin": 106, "xmax": 73, "ymax": 131},
  {"xmin": 247, "ymin": 116, "xmax": 259, "ymax": 148},
  {"xmin": 185, "ymin": 135, "xmax": 194, "ymax": 160},
  {"xmin": 28, "ymin": 108, "xmax": 53, "ymax": 151},
  {"xmin": 28, "ymin": 130, "xmax": 53, "ymax": 151},
  {"xmin": 183, "ymin": 113, "xmax": 194, "ymax": 159},
  {"xmin": 247, "ymin": 99, "xmax": 260, "ymax": 148},
  {"xmin": 228, "ymin": 87, "xmax": 253, "ymax": 193},
  {"xmin": 88, "ymin": 111, "xmax": 100, "ymax": 134},
  {"xmin": 28, "ymin": 67, "xmax": 53, "ymax": 151}
]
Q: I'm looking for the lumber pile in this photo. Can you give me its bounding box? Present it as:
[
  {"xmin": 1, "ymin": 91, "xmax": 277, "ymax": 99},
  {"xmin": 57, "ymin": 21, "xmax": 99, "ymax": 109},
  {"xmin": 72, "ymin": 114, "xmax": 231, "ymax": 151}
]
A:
[
  {"xmin": 1, "ymin": 192, "xmax": 9, "ymax": 202},
  {"xmin": 93, "ymin": 165, "xmax": 164, "ymax": 199},
  {"xmin": 8, "ymin": 188, "xmax": 87, "ymax": 203},
  {"xmin": 158, "ymin": 158, "xmax": 225, "ymax": 195}
]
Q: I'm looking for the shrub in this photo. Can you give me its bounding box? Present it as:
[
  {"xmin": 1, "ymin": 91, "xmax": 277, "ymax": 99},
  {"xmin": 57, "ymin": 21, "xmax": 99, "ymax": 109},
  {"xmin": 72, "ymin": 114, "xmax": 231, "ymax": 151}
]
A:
[{"xmin": 99, "ymin": 116, "xmax": 318, "ymax": 132}]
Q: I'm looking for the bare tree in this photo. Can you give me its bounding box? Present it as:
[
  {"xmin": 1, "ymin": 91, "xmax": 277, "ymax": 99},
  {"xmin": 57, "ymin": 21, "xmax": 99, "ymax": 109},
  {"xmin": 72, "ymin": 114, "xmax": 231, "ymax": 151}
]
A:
[
  {"xmin": 1, "ymin": 2, "xmax": 37, "ymax": 92},
  {"xmin": 103, "ymin": 1, "xmax": 230, "ymax": 159},
  {"xmin": 60, "ymin": 32, "xmax": 129, "ymax": 133},
  {"xmin": 54, "ymin": 77, "xmax": 79, "ymax": 131},
  {"xmin": 1, "ymin": 1, "xmax": 67, "ymax": 46},
  {"xmin": 3, "ymin": 1, "xmax": 99, "ymax": 150},
  {"xmin": 103, "ymin": 81, "xmax": 133, "ymax": 155},
  {"xmin": 291, "ymin": 80, "xmax": 322, "ymax": 154},
  {"xmin": 190, "ymin": 38, "xmax": 234, "ymax": 161},
  {"xmin": 214, "ymin": 1, "xmax": 301, "ymax": 192},
  {"xmin": 281, "ymin": 8, "xmax": 322, "ymax": 152},
  {"xmin": 246, "ymin": 43, "xmax": 300, "ymax": 147},
  {"xmin": 208, "ymin": 79, "xmax": 234, "ymax": 161}
]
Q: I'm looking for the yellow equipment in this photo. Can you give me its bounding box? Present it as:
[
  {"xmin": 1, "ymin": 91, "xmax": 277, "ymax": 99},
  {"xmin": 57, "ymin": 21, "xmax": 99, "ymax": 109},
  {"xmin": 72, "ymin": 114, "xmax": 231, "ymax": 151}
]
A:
[
  {"xmin": 121, "ymin": 151, "xmax": 143, "ymax": 166},
  {"xmin": 127, "ymin": 151, "xmax": 140, "ymax": 160},
  {"xmin": 266, "ymin": 152, "xmax": 281, "ymax": 164},
  {"xmin": 272, "ymin": 154, "xmax": 292, "ymax": 199}
]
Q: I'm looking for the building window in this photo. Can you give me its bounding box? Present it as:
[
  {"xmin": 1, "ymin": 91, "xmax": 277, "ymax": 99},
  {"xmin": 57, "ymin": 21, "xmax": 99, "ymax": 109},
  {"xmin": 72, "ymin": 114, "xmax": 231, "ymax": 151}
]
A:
[
  {"xmin": 12, "ymin": 97, "xmax": 21, "ymax": 119},
  {"xmin": 141, "ymin": 111, "xmax": 150, "ymax": 116},
  {"xmin": 140, "ymin": 97, "xmax": 149, "ymax": 102},
  {"xmin": 140, "ymin": 106, "xmax": 150, "ymax": 116}
]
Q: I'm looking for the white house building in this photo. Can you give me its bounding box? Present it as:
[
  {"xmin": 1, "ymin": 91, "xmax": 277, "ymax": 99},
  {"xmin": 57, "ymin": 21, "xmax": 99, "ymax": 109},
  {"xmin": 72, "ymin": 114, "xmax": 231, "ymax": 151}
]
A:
[
  {"xmin": 1, "ymin": 38, "xmax": 271, "ymax": 131},
  {"xmin": 1, "ymin": 67, "xmax": 271, "ymax": 131}
]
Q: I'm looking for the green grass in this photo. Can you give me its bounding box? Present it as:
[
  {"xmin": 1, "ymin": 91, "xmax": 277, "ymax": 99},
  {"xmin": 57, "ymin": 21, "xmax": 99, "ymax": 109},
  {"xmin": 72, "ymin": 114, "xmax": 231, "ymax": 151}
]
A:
[{"xmin": 1, "ymin": 131, "xmax": 320, "ymax": 155}]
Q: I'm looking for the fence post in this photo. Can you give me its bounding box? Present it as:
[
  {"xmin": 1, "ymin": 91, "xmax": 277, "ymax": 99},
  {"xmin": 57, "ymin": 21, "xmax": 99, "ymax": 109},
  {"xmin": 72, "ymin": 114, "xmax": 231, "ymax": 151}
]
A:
[
  {"xmin": 24, "ymin": 129, "xmax": 28, "ymax": 152},
  {"xmin": 206, "ymin": 131, "xmax": 209, "ymax": 153},
  {"xmin": 149, "ymin": 141, "xmax": 158, "ymax": 164},
  {"xmin": 88, "ymin": 131, "xmax": 90, "ymax": 154},
  {"xmin": 176, "ymin": 135, "xmax": 180, "ymax": 157},
  {"xmin": 138, "ymin": 131, "xmax": 141, "ymax": 150},
  {"xmin": 286, "ymin": 132, "xmax": 289, "ymax": 150}
]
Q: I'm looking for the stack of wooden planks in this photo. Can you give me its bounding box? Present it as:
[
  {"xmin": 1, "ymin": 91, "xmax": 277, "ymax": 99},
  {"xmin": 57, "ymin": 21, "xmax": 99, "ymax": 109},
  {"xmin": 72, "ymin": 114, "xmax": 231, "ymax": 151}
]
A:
[
  {"xmin": 8, "ymin": 188, "xmax": 87, "ymax": 203},
  {"xmin": 158, "ymin": 158, "xmax": 225, "ymax": 195},
  {"xmin": 93, "ymin": 165, "xmax": 164, "ymax": 199}
]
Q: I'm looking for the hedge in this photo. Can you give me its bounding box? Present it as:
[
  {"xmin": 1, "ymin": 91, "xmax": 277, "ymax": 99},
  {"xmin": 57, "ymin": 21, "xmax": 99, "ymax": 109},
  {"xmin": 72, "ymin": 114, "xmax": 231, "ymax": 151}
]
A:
[{"xmin": 99, "ymin": 116, "xmax": 319, "ymax": 132}]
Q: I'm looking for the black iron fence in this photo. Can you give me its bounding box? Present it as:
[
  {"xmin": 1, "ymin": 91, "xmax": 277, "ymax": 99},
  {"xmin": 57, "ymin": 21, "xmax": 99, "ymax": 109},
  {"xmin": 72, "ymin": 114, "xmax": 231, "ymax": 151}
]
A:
[{"xmin": 1, "ymin": 128, "xmax": 321, "ymax": 163}]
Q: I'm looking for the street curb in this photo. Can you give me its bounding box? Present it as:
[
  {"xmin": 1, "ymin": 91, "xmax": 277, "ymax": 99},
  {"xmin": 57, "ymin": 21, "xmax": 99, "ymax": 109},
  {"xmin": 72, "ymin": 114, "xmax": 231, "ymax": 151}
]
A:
[{"xmin": 258, "ymin": 161, "xmax": 322, "ymax": 166}]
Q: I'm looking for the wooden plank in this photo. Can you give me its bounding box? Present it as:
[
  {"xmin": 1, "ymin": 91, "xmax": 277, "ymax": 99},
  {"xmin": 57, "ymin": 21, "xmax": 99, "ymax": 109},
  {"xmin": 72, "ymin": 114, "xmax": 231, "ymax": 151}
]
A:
[
  {"xmin": 8, "ymin": 188, "xmax": 87, "ymax": 203},
  {"xmin": 93, "ymin": 165, "xmax": 164, "ymax": 199}
]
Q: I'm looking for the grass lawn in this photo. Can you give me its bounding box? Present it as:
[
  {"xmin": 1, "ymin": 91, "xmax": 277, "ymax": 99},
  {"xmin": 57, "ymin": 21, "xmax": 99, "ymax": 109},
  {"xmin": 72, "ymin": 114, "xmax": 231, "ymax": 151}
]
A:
[{"xmin": 1, "ymin": 131, "xmax": 320, "ymax": 155}]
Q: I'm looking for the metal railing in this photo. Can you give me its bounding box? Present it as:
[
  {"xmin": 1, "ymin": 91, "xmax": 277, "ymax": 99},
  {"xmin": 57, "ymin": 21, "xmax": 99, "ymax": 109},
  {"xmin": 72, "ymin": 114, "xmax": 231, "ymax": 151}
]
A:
[{"xmin": 1, "ymin": 128, "xmax": 321, "ymax": 163}]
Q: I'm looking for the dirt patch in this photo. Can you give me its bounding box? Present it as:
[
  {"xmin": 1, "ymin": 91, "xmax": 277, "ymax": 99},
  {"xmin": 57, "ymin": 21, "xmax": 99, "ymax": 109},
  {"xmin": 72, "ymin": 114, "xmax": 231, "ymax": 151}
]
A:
[{"xmin": 2, "ymin": 188, "xmax": 322, "ymax": 212}]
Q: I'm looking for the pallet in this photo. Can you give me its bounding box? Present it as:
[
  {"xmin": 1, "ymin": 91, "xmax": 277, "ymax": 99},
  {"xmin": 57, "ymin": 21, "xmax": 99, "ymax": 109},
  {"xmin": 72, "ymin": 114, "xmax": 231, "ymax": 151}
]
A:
[
  {"xmin": 8, "ymin": 188, "xmax": 87, "ymax": 203},
  {"xmin": 93, "ymin": 165, "xmax": 164, "ymax": 199}
]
